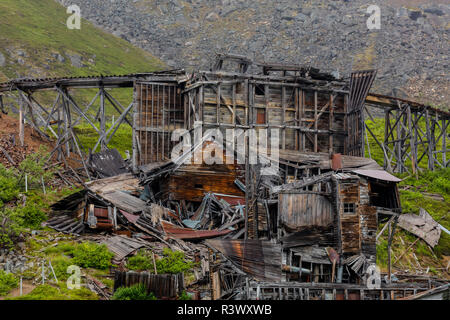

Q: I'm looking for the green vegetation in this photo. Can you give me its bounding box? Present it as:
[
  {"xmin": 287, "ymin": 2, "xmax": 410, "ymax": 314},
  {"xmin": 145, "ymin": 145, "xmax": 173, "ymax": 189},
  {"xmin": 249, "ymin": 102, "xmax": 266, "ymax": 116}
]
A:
[
  {"xmin": 74, "ymin": 124, "xmax": 132, "ymax": 158},
  {"xmin": 50, "ymin": 256, "xmax": 75, "ymax": 281},
  {"xmin": 72, "ymin": 242, "xmax": 114, "ymax": 270},
  {"xmin": 367, "ymin": 118, "xmax": 450, "ymax": 274},
  {"xmin": 0, "ymin": 270, "xmax": 19, "ymax": 296},
  {"xmin": 155, "ymin": 248, "xmax": 196, "ymax": 274},
  {"xmin": 9, "ymin": 284, "xmax": 98, "ymax": 300},
  {"xmin": 0, "ymin": 147, "xmax": 62, "ymax": 248},
  {"xmin": 397, "ymin": 168, "xmax": 450, "ymax": 258},
  {"xmin": 127, "ymin": 248, "xmax": 196, "ymax": 275},
  {"xmin": 44, "ymin": 241, "xmax": 77, "ymax": 256},
  {"xmin": 0, "ymin": 0, "xmax": 164, "ymax": 82},
  {"xmin": 127, "ymin": 249, "xmax": 154, "ymax": 272},
  {"xmin": 178, "ymin": 291, "xmax": 192, "ymax": 300},
  {"xmin": 112, "ymin": 284, "xmax": 157, "ymax": 300}
]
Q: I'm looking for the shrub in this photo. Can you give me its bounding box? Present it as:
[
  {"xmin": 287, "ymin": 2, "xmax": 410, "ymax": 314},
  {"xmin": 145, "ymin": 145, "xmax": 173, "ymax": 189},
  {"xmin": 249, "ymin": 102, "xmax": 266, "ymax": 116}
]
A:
[
  {"xmin": 0, "ymin": 209, "xmax": 23, "ymax": 249},
  {"xmin": 0, "ymin": 164, "xmax": 19, "ymax": 205},
  {"xmin": 127, "ymin": 250, "xmax": 153, "ymax": 271},
  {"xmin": 72, "ymin": 242, "xmax": 114, "ymax": 269},
  {"xmin": 155, "ymin": 248, "xmax": 196, "ymax": 274},
  {"xmin": 112, "ymin": 284, "xmax": 156, "ymax": 300},
  {"xmin": 18, "ymin": 146, "xmax": 58, "ymax": 189},
  {"xmin": 0, "ymin": 270, "xmax": 19, "ymax": 296},
  {"xmin": 15, "ymin": 196, "xmax": 48, "ymax": 229}
]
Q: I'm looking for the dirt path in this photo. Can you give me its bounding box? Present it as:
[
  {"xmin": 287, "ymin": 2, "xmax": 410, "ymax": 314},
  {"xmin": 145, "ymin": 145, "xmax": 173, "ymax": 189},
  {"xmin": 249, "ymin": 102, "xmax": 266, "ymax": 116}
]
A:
[{"xmin": 0, "ymin": 280, "xmax": 35, "ymax": 300}]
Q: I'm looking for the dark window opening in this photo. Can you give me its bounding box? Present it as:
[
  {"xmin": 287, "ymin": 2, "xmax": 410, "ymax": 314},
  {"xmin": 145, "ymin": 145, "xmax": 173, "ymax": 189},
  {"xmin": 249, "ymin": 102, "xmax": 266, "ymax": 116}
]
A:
[
  {"xmin": 236, "ymin": 83, "xmax": 243, "ymax": 94},
  {"xmin": 255, "ymin": 84, "xmax": 265, "ymax": 96},
  {"xmin": 369, "ymin": 180, "xmax": 400, "ymax": 210},
  {"xmin": 343, "ymin": 202, "xmax": 356, "ymax": 215},
  {"xmin": 194, "ymin": 184, "xmax": 203, "ymax": 188}
]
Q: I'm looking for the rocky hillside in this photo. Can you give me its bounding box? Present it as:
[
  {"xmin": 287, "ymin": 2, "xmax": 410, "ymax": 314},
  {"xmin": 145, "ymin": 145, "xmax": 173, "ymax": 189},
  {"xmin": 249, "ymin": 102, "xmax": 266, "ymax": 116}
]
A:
[
  {"xmin": 57, "ymin": 0, "xmax": 449, "ymax": 108},
  {"xmin": 0, "ymin": 0, "xmax": 165, "ymax": 83}
]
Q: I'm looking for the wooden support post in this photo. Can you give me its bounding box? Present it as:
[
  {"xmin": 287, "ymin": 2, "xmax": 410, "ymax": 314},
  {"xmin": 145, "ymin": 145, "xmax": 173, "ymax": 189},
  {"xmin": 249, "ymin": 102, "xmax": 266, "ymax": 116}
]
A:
[
  {"xmin": 100, "ymin": 87, "xmax": 106, "ymax": 151},
  {"xmin": 388, "ymin": 222, "xmax": 392, "ymax": 283},
  {"xmin": 19, "ymin": 96, "xmax": 24, "ymax": 147}
]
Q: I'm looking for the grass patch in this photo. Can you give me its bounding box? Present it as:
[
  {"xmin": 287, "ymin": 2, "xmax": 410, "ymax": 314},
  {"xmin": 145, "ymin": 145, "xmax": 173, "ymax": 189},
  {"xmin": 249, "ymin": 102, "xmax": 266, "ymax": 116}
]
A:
[
  {"xmin": 73, "ymin": 124, "xmax": 132, "ymax": 158},
  {"xmin": 112, "ymin": 284, "xmax": 156, "ymax": 300},
  {"xmin": 9, "ymin": 283, "xmax": 98, "ymax": 300},
  {"xmin": 0, "ymin": 270, "xmax": 19, "ymax": 296},
  {"xmin": 0, "ymin": 0, "xmax": 164, "ymax": 80}
]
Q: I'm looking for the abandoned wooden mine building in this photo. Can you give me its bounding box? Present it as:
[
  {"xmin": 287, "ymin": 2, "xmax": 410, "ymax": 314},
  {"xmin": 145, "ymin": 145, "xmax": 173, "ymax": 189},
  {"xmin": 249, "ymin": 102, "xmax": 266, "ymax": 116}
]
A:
[
  {"xmin": 131, "ymin": 54, "xmax": 412, "ymax": 297},
  {"xmin": 3, "ymin": 53, "xmax": 447, "ymax": 300}
]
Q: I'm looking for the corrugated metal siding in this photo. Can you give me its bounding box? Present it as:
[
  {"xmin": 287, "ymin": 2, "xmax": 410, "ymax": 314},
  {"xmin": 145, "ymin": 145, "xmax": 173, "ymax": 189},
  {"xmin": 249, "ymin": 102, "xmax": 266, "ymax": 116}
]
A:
[{"xmin": 206, "ymin": 239, "xmax": 282, "ymax": 281}]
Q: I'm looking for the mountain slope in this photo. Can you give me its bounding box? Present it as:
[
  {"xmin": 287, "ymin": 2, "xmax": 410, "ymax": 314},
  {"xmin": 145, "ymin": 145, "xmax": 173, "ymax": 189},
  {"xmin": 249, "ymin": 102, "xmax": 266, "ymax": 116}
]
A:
[
  {"xmin": 61, "ymin": 0, "xmax": 449, "ymax": 108},
  {"xmin": 0, "ymin": 0, "xmax": 165, "ymax": 83}
]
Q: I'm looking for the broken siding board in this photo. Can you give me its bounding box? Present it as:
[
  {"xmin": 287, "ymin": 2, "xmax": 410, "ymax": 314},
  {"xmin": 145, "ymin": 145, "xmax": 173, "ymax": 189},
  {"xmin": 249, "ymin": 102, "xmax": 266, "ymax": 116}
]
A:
[{"xmin": 278, "ymin": 193, "xmax": 334, "ymax": 231}]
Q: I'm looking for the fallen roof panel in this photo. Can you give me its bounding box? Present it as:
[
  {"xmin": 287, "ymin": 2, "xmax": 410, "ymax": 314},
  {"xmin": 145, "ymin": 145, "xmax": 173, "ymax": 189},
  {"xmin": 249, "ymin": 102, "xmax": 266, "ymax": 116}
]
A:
[{"xmin": 102, "ymin": 235, "xmax": 146, "ymax": 261}]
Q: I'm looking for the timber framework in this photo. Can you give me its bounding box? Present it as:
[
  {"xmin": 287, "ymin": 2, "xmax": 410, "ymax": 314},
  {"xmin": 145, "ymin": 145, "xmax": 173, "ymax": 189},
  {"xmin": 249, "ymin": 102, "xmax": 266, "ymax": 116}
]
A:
[{"xmin": 0, "ymin": 54, "xmax": 448, "ymax": 300}]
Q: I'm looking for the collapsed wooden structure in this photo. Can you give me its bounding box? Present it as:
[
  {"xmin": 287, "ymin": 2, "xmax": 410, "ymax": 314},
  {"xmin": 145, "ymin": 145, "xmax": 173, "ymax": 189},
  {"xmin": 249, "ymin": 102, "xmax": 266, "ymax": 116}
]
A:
[{"xmin": 4, "ymin": 54, "xmax": 448, "ymax": 300}]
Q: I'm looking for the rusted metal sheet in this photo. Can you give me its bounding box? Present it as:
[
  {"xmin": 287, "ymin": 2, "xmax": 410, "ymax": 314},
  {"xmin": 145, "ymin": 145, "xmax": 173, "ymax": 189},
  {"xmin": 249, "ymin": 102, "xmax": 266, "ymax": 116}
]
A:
[
  {"xmin": 120, "ymin": 209, "xmax": 139, "ymax": 224},
  {"xmin": 331, "ymin": 153, "xmax": 343, "ymax": 170},
  {"xmin": 206, "ymin": 239, "xmax": 282, "ymax": 281},
  {"xmin": 161, "ymin": 221, "xmax": 232, "ymax": 240},
  {"xmin": 213, "ymin": 193, "xmax": 245, "ymax": 206}
]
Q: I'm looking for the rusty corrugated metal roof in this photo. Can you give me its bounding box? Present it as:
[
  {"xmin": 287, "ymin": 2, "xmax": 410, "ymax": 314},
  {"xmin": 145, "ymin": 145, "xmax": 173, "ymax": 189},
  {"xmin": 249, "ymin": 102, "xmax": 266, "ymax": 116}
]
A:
[
  {"xmin": 161, "ymin": 221, "xmax": 232, "ymax": 240},
  {"xmin": 206, "ymin": 239, "xmax": 282, "ymax": 281}
]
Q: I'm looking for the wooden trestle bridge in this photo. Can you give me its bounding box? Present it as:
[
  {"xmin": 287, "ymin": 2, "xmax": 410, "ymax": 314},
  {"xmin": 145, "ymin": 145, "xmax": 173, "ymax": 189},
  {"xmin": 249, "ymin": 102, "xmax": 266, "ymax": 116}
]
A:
[{"xmin": 0, "ymin": 70, "xmax": 448, "ymax": 179}]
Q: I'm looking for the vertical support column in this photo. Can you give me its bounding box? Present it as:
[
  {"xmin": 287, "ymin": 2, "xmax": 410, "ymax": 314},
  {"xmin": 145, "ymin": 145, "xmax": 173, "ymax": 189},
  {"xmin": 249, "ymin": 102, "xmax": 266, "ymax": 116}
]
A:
[
  {"xmin": 384, "ymin": 110, "xmax": 390, "ymax": 170},
  {"xmin": 329, "ymin": 94, "xmax": 334, "ymax": 154},
  {"xmin": 314, "ymin": 91, "xmax": 318, "ymax": 153},
  {"xmin": 442, "ymin": 117, "xmax": 447, "ymax": 167},
  {"xmin": 62, "ymin": 89, "xmax": 70, "ymax": 157},
  {"xmin": 281, "ymin": 85, "xmax": 286, "ymax": 150},
  {"xmin": 396, "ymin": 109, "xmax": 403, "ymax": 173},
  {"xmin": 425, "ymin": 108, "xmax": 434, "ymax": 170},
  {"xmin": 0, "ymin": 95, "xmax": 4, "ymax": 116},
  {"xmin": 407, "ymin": 105, "xmax": 416, "ymax": 175},
  {"xmin": 19, "ymin": 94, "xmax": 24, "ymax": 147},
  {"xmin": 132, "ymin": 83, "xmax": 138, "ymax": 172},
  {"xmin": 99, "ymin": 87, "xmax": 106, "ymax": 151}
]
